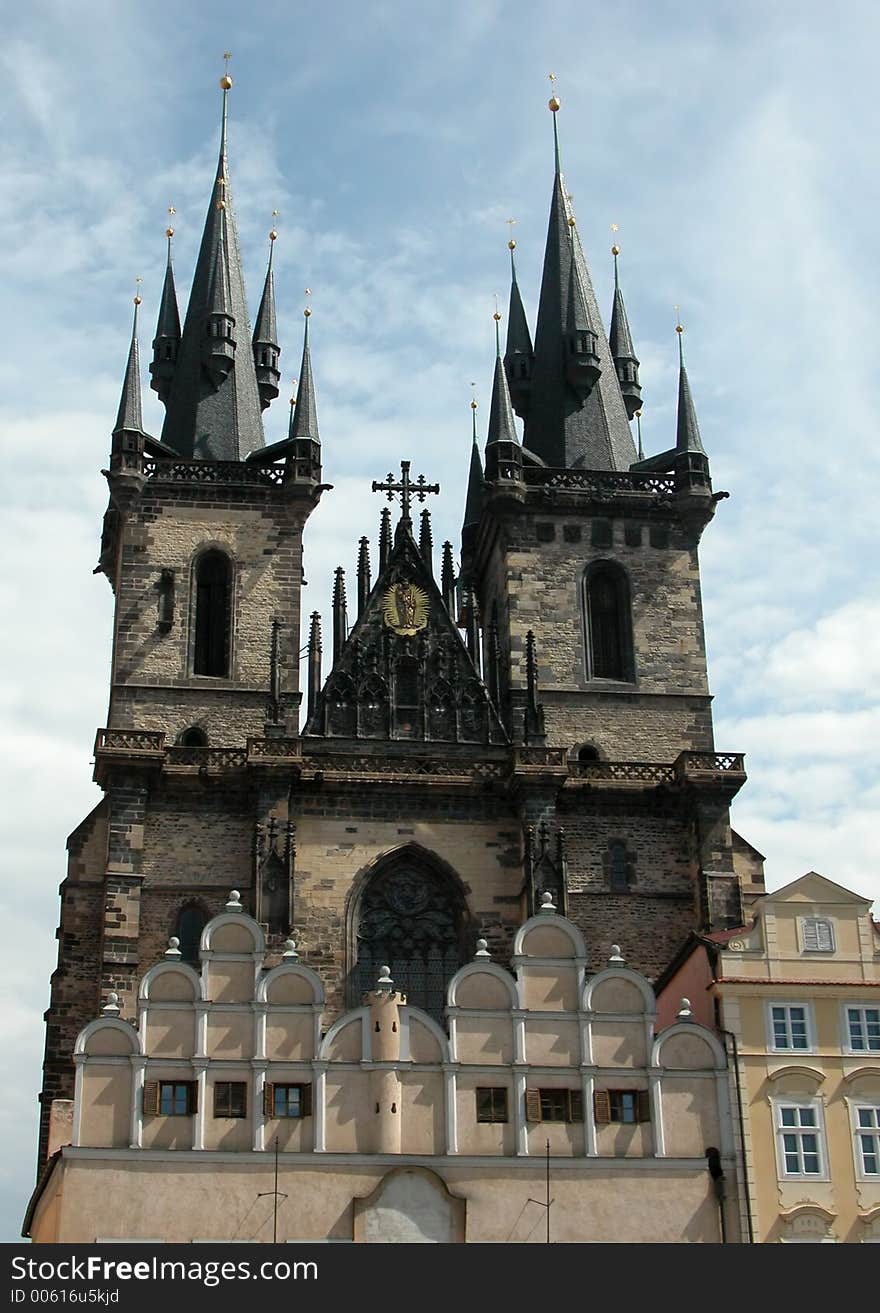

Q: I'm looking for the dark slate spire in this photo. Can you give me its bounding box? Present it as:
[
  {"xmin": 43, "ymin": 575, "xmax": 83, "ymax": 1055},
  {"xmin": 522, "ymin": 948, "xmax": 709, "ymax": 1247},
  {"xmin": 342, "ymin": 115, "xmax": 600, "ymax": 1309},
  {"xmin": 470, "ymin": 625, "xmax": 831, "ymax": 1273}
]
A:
[
  {"xmin": 114, "ymin": 294, "xmax": 145, "ymax": 438},
  {"xmin": 307, "ymin": 611, "xmax": 322, "ymax": 722},
  {"xmin": 486, "ymin": 316, "xmax": 520, "ymax": 451},
  {"xmin": 441, "ymin": 541, "xmax": 456, "ymax": 615},
  {"xmin": 252, "ymin": 229, "xmax": 281, "ymax": 411},
  {"xmin": 289, "ymin": 310, "xmax": 319, "ymax": 442},
  {"xmin": 357, "ymin": 536, "xmax": 372, "ymax": 617},
  {"xmin": 159, "ymin": 70, "xmax": 265, "ymax": 461},
  {"xmin": 609, "ymin": 245, "xmax": 642, "ymax": 420},
  {"xmin": 462, "ymin": 399, "xmax": 484, "ymax": 540},
  {"xmin": 378, "ymin": 506, "xmax": 392, "ymax": 571},
  {"xmin": 149, "ymin": 224, "xmax": 181, "ymax": 405},
  {"xmin": 332, "ymin": 567, "xmax": 348, "ymax": 663},
  {"xmin": 504, "ymin": 239, "xmax": 533, "ymax": 419},
  {"xmin": 675, "ymin": 325, "xmax": 706, "ymax": 456},
  {"xmin": 563, "ymin": 228, "xmax": 601, "ymax": 398},
  {"xmin": 419, "ymin": 509, "xmax": 434, "ymax": 576},
  {"xmin": 525, "ymin": 97, "xmax": 636, "ymax": 471}
]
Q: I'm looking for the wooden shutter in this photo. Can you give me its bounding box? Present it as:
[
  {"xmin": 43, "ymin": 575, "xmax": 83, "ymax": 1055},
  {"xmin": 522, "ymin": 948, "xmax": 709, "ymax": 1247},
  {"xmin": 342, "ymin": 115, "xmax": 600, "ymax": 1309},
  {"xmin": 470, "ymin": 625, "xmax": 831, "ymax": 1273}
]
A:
[
  {"xmin": 525, "ymin": 1088, "xmax": 542, "ymax": 1123},
  {"xmin": 187, "ymin": 1080, "xmax": 199, "ymax": 1115},
  {"xmin": 637, "ymin": 1090, "xmax": 651, "ymax": 1123},
  {"xmin": 142, "ymin": 1081, "xmax": 159, "ymax": 1116},
  {"xmin": 300, "ymin": 1083, "xmax": 313, "ymax": 1117},
  {"xmin": 263, "ymin": 1082, "xmax": 275, "ymax": 1117},
  {"xmin": 593, "ymin": 1090, "xmax": 611, "ymax": 1124},
  {"xmin": 568, "ymin": 1089, "xmax": 584, "ymax": 1123},
  {"xmin": 802, "ymin": 919, "xmax": 819, "ymax": 951}
]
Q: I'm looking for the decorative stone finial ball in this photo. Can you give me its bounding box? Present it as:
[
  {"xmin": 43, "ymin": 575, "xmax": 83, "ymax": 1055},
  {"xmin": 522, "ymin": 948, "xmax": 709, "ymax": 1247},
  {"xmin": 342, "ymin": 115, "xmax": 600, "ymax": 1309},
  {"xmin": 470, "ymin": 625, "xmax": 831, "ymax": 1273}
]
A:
[
  {"xmin": 539, "ymin": 891, "xmax": 556, "ymax": 913},
  {"xmin": 165, "ymin": 936, "xmax": 181, "ymax": 958},
  {"xmin": 677, "ymin": 997, "xmax": 693, "ymax": 1019},
  {"xmin": 220, "ymin": 74, "xmax": 233, "ymax": 90},
  {"xmin": 475, "ymin": 938, "xmax": 490, "ymax": 959},
  {"xmin": 609, "ymin": 943, "xmax": 624, "ymax": 962},
  {"xmin": 226, "ymin": 889, "xmax": 242, "ymax": 911},
  {"xmin": 548, "ymin": 95, "xmax": 561, "ymax": 112},
  {"xmin": 282, "ymin": 938, "xmax": 299, "ymax": 959},
  {"xmin": 102, "ymin": 992, "xmax": 121, "ymax": 1015}
]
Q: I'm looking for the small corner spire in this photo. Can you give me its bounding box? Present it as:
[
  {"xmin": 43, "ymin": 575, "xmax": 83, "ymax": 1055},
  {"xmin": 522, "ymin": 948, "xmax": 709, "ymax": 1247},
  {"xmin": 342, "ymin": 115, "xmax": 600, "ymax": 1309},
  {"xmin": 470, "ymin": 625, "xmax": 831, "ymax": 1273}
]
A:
[
  {"xmin": 675, "ymin": 319, "xmax": 706, "ymax": 456},
  {"xmin": 504, "ymin": 223, "xmax": 534, "ymax": 420},
  {"xmin": 487, "ymin": 311, "xmax": 520, "ymax": 450},
  {"xmin": 419, "ymin": 508, "xmax": 434, "ymax": 575},
  {"xmin": 462, "ymin": 394, "xmax": 484, "ymax": 543},
  {"xmin": 608, "ymin": 235, "xmax": 642, "ymax": 420},
  {"xmin": 290, "ymin": 300, "xmax": 319, "ymax": 443},
  {"xmin": 306, "ymin": 611, "xmax": 322, "ymax": 722},
  {"xmin": 114, "ymin": 282, "xmax": 145, "ymax": 437},
  {"xmin": 150, "ymin": 211, "xmax": 181, "ymax": 405},
  {"xmin": 379, "ymin": 506, "xmax": 392, "ymax": 571},
  {"xmin": 441, "ymin": 541, "xmax": 456, "ymax": 614},
  {"xmin": 332, "ymin": 566, "xmax": 347, "ymax": 663},
  {"xmin": 253, "ymin": 219, "xmax": 281, "ymax": 410},
  {"xmin": 357, "ymin": 537, "xmax": 372, "ymax": 616}
]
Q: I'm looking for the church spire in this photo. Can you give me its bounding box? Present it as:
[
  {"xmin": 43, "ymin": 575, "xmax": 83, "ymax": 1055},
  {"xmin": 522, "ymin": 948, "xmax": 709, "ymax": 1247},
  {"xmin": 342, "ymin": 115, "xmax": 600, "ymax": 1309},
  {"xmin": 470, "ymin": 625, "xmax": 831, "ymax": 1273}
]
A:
[
  {"xmin": 114, "ymin": 290, "xmax": 145, "ymax": 438},
  {"xmin": 675, "ymin": 323, "xmax": 706, "ymax": 456},
  {"xmin": 485, "ymin": 314, "xmax": 524, "ymax": 493},
  {"xmin": 149, "ymin": 219, "xmax": 181, "ymax": 405},
  {"xmin": 525, "ymin": 93, "xmax": 636, "ymax": 471},
  {"xmin": 609, "ymin": 244, "xmax": 642, "ymax": 420},
  {"xmin": 504, "ymin": 236, "xmax": 533, "ymax": 419},
  {"xmin": 462, "ymin": 398, "xmax": 484, "ymax": 541},
  {"xmin": 289, "ymin": 309, "xmax": 319, "ymax": 443},
  {"xmin": 158, "ymin": 63, "xmax": 265, "ymax": 461},
  {"xmin": 252, "ymin": 227, "xmax": 281, "ymax": 410}
]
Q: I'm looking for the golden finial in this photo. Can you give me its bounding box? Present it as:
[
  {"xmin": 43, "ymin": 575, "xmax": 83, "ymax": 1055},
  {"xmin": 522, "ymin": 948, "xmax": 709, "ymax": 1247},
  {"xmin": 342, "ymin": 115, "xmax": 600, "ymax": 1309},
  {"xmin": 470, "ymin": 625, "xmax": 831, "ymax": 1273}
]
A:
[
  {"xmin": 289, "ymin": 377, "xmax": 297, "ymax": 407},
  {"xmin": 611, "ymin": 222, "xmax": 620, "ymax": 257},
  {"xmin": 304, "ymin": 288, "xmax": 312, "ymax": 318},
  {"xmin": 675, "ymin": 305, "xmax": 683, "ymax": 334},
  {"xmin": 220, "ymin": 51, "xmax": 233, "ymax": 91},
  {"xmin": 166, "ymin": 205, "xmax": 176, "ymax": 239},
  {"xmin": 133, "ymin": 276, "xmax": 143, "ymax": 307},
  {"xmin": 493, "ymin": 292, "xmax": 501, "ymax": 323},
  {"xmin": 548, "ymin": 71, "xmax": 560, "ymax": 112},
  {"xmin": 506, "ymin": 217, "xmax": 517, "ymax": 251},
  {"xmin": 270, "ymin": 208, "xmax": 279, "ymax": 241}
]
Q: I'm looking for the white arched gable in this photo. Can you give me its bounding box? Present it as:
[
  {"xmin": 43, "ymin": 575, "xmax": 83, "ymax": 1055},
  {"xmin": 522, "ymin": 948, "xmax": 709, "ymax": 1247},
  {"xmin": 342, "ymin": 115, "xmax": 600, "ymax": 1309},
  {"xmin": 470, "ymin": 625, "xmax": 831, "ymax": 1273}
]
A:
[
  {"xmin": 74, "ymin": 1016, "xmax": 142, "ymax": 1057},
  {"xmin": 584, "ymin": 965, "xmax": 655, "ymax": 1015},
  {"xmin": 512, "ymin": 911, "xmax": 587, "ymax": 960},
  {"xmin": 138, "ymin": 959, "xmax": 204, "ymax": 1003},
  {"xmin": 447, "ymin": 960, "xmax": 517, "ymax": 1009},
  {"xmin": 257, "ymin": 961, "xmax": 325, "ymax": 1005},
  {"xmin": 200, "ymin": 910, "xmax": 266, "ymax": 956},
  {"xmin": 401, "ymin": 1005, "xmax": 451, "ymax": 1062},
  {"xmin": 319, "ymin": 1007, "xmax": 368, "ymax": 1061},
  {"xmin": 652, "ymin": 1020, "xmax": 726, "ymax": 1069}
]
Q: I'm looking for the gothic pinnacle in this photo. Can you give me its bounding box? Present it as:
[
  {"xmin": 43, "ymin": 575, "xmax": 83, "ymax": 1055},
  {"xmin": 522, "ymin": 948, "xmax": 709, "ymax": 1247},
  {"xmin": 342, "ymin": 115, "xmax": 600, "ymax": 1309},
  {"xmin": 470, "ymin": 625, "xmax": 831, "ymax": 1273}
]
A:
[
  {"xmin": 609, "ymin": 243, "xmax": 642, "ymax": 420},
  {"xmin": 253, "ymin": 227, "xmax": 281, "ymax": 410},
  {"xmin": 149, "ymin": 217, "xmax": 181, "ymax": 405},
  {"xmin": 114, "ymin": 288, "xmax": 145, "ymax": 438}
]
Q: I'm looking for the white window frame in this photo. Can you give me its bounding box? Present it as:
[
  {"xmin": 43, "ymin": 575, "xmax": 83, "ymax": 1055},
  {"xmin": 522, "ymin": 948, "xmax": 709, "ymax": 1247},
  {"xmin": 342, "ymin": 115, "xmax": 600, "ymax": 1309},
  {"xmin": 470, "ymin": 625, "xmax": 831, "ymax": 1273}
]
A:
[
  {"xmin": 799, "ymin": 916, "xmax": 835, "ymax": 953},
  {"xmin": 766, "ymin": 1000, "xmax": 814, "ymax": 1053},
  {"xmin": 850, "ymin": 1102, "xmax": 880, "ymax": 1181},
  {"xmin": 772, "ymin": 1097, "xmax": 828, "ymax": 1182},
  {"xmin": 843, "ymin": 1002, "xmax": 880, "ymax": 1054}
]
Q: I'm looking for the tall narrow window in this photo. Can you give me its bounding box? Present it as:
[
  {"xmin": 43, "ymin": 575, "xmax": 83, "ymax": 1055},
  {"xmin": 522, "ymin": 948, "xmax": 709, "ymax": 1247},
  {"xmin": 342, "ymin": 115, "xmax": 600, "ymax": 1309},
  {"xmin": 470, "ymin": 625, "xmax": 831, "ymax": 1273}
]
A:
[
  {"xmin": 193, "ymin": 550, "xmax": 231, "ymax": 677},
  {"xmin": 585, "ymin": 563, "xmax": 633, "ymax": 682},
  {"xmin": 176, "ymin": 905, "xmax": 207, "ymax": 965}
]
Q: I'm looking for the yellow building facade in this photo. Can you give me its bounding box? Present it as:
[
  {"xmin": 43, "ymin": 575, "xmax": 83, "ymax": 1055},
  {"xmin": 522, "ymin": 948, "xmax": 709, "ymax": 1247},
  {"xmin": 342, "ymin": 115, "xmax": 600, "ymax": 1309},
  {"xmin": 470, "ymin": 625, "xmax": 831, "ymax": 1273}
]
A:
[{"xmin": 658, "ymin": 872, "xmax": 880, "ymax": 1243}]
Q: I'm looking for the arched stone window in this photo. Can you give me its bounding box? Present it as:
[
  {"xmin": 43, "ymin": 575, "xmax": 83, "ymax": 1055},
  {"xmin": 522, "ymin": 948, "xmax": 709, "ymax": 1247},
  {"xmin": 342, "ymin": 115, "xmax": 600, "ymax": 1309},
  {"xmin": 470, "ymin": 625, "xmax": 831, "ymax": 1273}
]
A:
[
  {"xmin": 175, "ymin": 904, "xmax": 208, "ymax": 965},
  {"xmin": 577, "ymin": 744, "xmax": 600, "ymax": 765},
  {"xmin": 178, "ymin": 726, "xmax": 208, "ymax": 747},
  {"xmin": 584, "ymin": 562, "xmax": 634, "ymax": 682},
  {"xmin": 350, "ymin": 852, "xmax": 470, "ymax": 1022},
  {"xmin": 193, "ymin": 550, "xmax": 232, "ymax": 677}
]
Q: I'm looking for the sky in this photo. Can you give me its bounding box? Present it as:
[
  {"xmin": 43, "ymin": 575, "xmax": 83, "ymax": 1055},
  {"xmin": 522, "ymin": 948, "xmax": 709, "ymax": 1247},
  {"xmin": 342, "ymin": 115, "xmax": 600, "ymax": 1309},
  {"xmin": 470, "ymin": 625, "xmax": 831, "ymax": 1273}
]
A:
[{"xmin": 0, "ymin": 0, "xmax": 878, "ymax": 1242}]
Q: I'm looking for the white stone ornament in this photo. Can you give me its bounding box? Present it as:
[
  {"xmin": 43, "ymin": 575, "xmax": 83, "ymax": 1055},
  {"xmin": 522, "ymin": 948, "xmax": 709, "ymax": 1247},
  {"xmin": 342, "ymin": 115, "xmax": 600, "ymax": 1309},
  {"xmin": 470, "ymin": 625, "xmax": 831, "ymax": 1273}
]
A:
[
  {"xmin": 226, "ymin": 889, "xmax": 243, "ymax": 911},
  {"xmin": 377, "ymin": 964, "xmax": 394, "ymax": 989},
  {"xmin": 282, "ymin": 938, "xmax": 299, "ymax": 960},
  {"xmin": 474, "ymin": 938, "xmax": 490, "ymax": 959},
  {"xmin": 677, "ymin": 997, "xmax": 693, "ymax": 1020},
  {"xmin": 165, "ymin": 936, "xmax": 182, "ymax": 959},
  {"xmin": 609, "ymin": 944, "xmax": 625, "ymax": 963},
  {"xmin": 539, "ymin": 891, "xmax": 556, "ymax": 913},
  {"xmin": 102, "ymin": 992, "xmax": 121, "ymax": 1017}
]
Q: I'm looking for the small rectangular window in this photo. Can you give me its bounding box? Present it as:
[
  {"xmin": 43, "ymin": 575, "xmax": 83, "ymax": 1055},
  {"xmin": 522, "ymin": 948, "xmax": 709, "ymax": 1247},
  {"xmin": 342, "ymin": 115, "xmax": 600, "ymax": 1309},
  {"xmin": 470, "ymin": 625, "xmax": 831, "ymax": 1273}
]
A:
[
  {"xmin": 213, "ymin": 1081, "xmax": 247, "ymax": 1119},
  {"xmin": 847, "ymin": 1007, "xmax": 880, "ymax": 1052},
  {"xmin": 801, "ymin": 918, "xmax": 835, "ymax": 952},
  {"xmin": 770, "ymin": 1004, "xmax": 810, "ymax": 1050},
  {"xmin": 526, "ymin": 1088, "xmax": 583, "ymax": 1123},
  {"xmin": 595, "ymin": 1089, "xmax": 651, "ymax": 1124},
  {"xmin": 855, "ymin": 1106, "xmax": 880, "ymax": 1176},
  {"xmin": 267, "ymin": 1083, "xmax": 312, "ymax": 1119},
  {"xmin": 777, "ymin": 1103, "xmax": 824, "ymax": 1176},
  {"xmin": 476, "ymin": 1087, "xmax": 508, "ymax": 1123},
  {"xmin": 158, "ymin": 1081, "xmax": 196, "ymax": 1117}
]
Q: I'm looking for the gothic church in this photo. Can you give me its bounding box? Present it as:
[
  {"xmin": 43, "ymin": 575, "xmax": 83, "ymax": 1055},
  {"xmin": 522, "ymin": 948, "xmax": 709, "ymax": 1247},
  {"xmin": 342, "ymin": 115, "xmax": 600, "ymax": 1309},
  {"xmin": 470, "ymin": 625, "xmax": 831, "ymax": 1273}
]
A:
[{"xmin": 37, "ymin": 73, "xmax": 760, "ymax": 1170}]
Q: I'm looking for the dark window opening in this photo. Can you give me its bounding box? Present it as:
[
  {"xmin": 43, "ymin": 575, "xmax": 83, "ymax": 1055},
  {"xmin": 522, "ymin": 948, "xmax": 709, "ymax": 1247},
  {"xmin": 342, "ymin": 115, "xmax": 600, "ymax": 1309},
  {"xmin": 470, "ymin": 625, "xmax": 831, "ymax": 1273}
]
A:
[
  {"xmin": 193, "ymin": 550, "xmax": 231, "ymax": 677},
  {"xmin": 156, "ymin": 1081, "xmax": 196, "ymax": 1116},
  {"xmin": 525, "ymin": 1088, "xmax": 583, "ymax": 1123},
  {"xmin": 577, "ymin": 745, "xmax": 600, "ymax": 764},
  {"xmin": 176, "ymin": 905, "xmax": 207, "ymax": 965},
  {"xmin": 476, "ymin": 1087, "xmax": 508, "ymax": 1123},
  {"xmin": 585, "ymin": 563, "xmax": 633, "ymax": 682},
  {"xmin": 264, "ymin": 1082, "xmax": 313, "ymax": 1118},
  {"xmin": 594, "ymin": 1088, "xmax": 651, "ymax": 1124},
  {"xmin": 178, "ymin": 726, "xmax": 208, "ymax": 747},
  {"xmin": 213, "ymin": 1081, "xmax": 247, "ymax": 1119},
  {"xmin": 609, "ymin": 841, "xmax": 630, "ymax": 892}
]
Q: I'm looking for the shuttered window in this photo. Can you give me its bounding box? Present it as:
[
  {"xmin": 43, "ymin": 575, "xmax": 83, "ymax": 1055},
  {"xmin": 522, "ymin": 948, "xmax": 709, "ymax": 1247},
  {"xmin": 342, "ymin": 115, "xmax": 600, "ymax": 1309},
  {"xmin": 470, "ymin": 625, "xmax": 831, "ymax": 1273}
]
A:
[
  {"xmin": 144, "ymin": 1080, "xmax": 197, "ymax": 1116},
  {"xmin": 263, "ymin": 1083, "xmax": 313, "ymax": 1118},
  {"xmin": 213, "ymin": 1081, "xmax": 247, "ymax": 1119},
  {"xmin": 476, "ymin": 1087, "xmax": 508, "ymax": 1123},
  {"xmin": 525, "ymin": 1089, "xmax": 583, "ymax": 1123},
  {"xmin": 594, "ymin": 1089, "xmax": 650, "ymax": 1123},
  {"xmin": 801, "ymin": 918, "xmax": 835, "ymax": 952}
]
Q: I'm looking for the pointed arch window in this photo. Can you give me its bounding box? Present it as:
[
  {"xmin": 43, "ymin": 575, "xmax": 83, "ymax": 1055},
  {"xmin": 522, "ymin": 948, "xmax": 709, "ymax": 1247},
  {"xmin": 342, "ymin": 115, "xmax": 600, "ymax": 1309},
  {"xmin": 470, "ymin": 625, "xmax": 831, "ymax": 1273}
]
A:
[
  {"xmin": 193, "ymin": 550, "xmax": 231, "ymax": 677},
  {"xmin": 584, "ymin": 561, "xmax": 634, "ymax": 682},
  {"xmin": 351, "ymin": 855, "xmax": 469, "ymax": 1022}
]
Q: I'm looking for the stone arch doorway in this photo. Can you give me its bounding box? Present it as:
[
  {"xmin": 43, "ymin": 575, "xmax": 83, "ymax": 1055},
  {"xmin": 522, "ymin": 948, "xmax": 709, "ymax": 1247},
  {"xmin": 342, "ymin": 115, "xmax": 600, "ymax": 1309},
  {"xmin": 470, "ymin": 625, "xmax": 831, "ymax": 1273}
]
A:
[{"xmin": 348, "ymin": 846, "xmax": 471, "ymax": 1022}]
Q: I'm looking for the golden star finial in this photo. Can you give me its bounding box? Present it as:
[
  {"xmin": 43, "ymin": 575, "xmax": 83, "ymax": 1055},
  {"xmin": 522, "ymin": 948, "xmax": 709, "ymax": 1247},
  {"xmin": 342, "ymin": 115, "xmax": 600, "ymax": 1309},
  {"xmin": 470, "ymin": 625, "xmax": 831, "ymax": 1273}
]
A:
[
  {"xmin": 548, "ymin": 72, "xmax": 560, "ymax": 112},
  {"xmin": 304, "ymin": 288, "xmax": 312, "ymax": 318},
  {"xmin": 133, "ymin": 276, "xmax": 143, "ymax": 307},
  {"xmin": 506, "ymin": 217, "xmax": 517, "ymax": 251},
  {"xmin": 221, "ymin": 52, "xmax": 233, "ymax": 90}
]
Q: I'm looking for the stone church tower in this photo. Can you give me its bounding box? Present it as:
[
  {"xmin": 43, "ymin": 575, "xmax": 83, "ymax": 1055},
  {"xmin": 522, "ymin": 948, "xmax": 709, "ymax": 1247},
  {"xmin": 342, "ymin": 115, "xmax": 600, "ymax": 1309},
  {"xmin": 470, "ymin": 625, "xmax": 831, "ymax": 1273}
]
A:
[{"xmin": 37, "ymin": 80, "xmax": 755, "ymax": 1166}]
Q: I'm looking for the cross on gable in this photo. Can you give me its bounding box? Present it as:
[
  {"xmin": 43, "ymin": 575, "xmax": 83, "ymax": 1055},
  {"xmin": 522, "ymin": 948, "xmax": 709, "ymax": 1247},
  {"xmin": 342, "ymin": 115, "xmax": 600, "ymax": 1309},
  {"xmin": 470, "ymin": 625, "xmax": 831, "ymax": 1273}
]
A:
[{"xmin": 371, "ymin": 460, "xmax": 440, "ymax": 526}]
